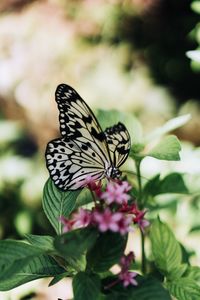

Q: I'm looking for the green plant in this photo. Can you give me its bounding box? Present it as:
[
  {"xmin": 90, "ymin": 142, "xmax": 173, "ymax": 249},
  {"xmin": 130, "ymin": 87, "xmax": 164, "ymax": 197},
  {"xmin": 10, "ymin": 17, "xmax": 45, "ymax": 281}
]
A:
[{"xmin": 0, "ymin": 112, "xmax": 199, "ymax": 300}]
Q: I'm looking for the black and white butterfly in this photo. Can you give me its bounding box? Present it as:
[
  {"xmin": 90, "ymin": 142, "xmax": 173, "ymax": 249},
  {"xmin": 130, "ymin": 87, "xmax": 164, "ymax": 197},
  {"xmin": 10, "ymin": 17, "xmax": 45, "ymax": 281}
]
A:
[{"xmin": 45, "ymin": 84, "xmax": 131, "ymax": 190}]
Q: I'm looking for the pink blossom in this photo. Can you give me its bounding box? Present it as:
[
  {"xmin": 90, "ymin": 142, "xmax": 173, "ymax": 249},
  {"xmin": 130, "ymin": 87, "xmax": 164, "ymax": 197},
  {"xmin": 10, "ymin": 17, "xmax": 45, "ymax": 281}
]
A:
[
  {"xmin": 59, "ymin": 216, "xmax": 74, "ymax": 233},
  {"xmin": 120, "ymin": 252, "xmax": 135, "ymax": 271},
  {"xmin": 100, "ymin": 181, "xmax": 131, "ymax": 205},
  {"xmin": 82, "ymin": 175, "xmax": 102, "ymax": 197},
  {"xmin": 133, "ymin": 210, "xmax": 150, "ymax": 233},
  {"xmin": 117, "ymin": 215, "xmax": 133, "ymax": 235},
  {"xmin": 118, "ymin": 252, "xmax": 138, "ymax": 287},
  {"xmin": 120, "ymin": 181, "xmax": 132, "ymax": 192},
  {"xmin": 93, "ymin": 208, "xmax": 123, "ymax": 233},
  {"xmin": 73, "ymin": 208, "xmax": 92, "ymax": 228},
  {"xmin": 92, "ymin": 208, "xmax": 132, "ymax": 235},
  {"xmin": 119, "ymin": 203, "xmax": 138, "ymax": 214},
  {"xmin": 119, "ymin": 271, "xmax": 138, "ymax": 287},
  {"xmin": 119, "ymin": 203, "xmax": 150, "ymax": 233}
]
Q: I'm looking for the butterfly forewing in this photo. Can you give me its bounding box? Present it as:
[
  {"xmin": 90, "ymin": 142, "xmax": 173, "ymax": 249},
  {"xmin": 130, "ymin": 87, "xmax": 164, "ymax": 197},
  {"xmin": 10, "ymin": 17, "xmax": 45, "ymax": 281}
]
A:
[
  {"xmin": 46, "ymin": 84, "xmax": 112, "ymax": 190},
  {"xmin": 55, "ymin": 84, "xmax": 111, "ymax": 165}
]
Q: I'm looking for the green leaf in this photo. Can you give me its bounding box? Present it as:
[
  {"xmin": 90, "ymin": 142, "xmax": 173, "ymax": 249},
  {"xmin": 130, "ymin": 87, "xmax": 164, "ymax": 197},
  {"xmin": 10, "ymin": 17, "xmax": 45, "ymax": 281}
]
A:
[
  {"xmin": 189, "ymin": 225, "xmax": 200, "ymax": 233},
  {"xmin": 97, "ymin": 109, "xmax": 143, "ymax": 144},
  {"xmin": 147, "ymin": 135, "xmax": 181, "ymax": 161},
  {"xmin": 183, "ymin": 266, "xmax": 200, "ymax": 282},
  {"xmin": 150, "ymin": 218, "xmax": 182, "ymax": 276},
  {"xmin": 24, "ymin": 234, "xmax": 54, "ymax": 252},
  {"xmin": 0, "ymin": 254, "xmax": 65, "ymax": 291},
  {"xmin": 54, "ymin": 227, "xmax": 99, "ymax": 259},
  {"xmin": 191, "ymin": 2, "xmax": 200, "ymax": 14},
  {"xmin": 75, "ymin": 189, "xmax": 94, "ymax": 207},
  {"xmin": 0, "ymin": 240, "xmax": 42, "ymax": 269},
  {"xmin": 48, "ymin": 272, "xmax": 69, "ymax": 286},
  {"xmin": 159, "ymin": 173, "xmax": 188, "ymax": 194},
  {"xmin": 143, "ymin": 174, "xmax": 161, "ymax": 197},
  {"xmin": 167, "ymin": 264, "xmax": 188, "ymax": 280},
  {"xmin": 43, "ymin": 178, "xmax": 81, "ymax": 234},
  {"xmin": 146, "ymin": 114, "xmax": 191, "ymax": 142},
  {"xmin": 144, "ymin": 173, "xmax": 188, "ymax": 197},
  {"xmin": 103, "ymin": 276, "xmax": 171, "ymax": 300},
  {"xmin": 73, "ymin": 272, "xmax": 101, "ymax": 300},
  {"xmin": 128, "ymin": 276, "xmax": 171, "ymax": 300},
  {"xmin": 87, "ymin": 232, "xmax": 127, "ymax": 272},
  {"xmin": 0, "ymin": 240, "xmax": 64, "ymax": 291},
  {"xmin": 166, "ymin": 278, "xmax": 200, "ymax": 300},
  {"xmin": 180, "ymin": 243, "xmax": 193, "ymax": 264}
]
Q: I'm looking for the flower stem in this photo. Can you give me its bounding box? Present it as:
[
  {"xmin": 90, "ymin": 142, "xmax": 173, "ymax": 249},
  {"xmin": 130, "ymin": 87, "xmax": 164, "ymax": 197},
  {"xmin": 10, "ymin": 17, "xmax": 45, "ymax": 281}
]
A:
[
  {"xmin": 141, "ymin": 229, "xmax": 146, "ymax": 274},
  {"xmin": 104, "ymin": 278, "xmax": 121, "ymax": 290},
  {"xmin": 135, "ymin": 159, "xmax": 143, "ymax": 207},
  {"xmin": 90, "ymin": 190, "xmax": 97, "ymax": 206},
  {"xmin": 135, "ymin": 159, "xmax": 147, "ymax": 274}
]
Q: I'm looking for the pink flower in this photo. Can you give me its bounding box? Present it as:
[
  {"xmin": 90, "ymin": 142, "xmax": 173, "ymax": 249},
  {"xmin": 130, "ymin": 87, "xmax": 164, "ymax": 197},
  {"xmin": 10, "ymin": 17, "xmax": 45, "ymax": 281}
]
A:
[
  {"xmin": 118, "ymin": 252, "xmax": 138, "ymax": 287},
  {"xmin": 92, "ymin": 208, "xmax": 132, "ymax": 235},
  {"xmin": 73, "ymin": 208, "xmax": 92, "ymax": 228},
  {"xmin": 119, "ymin": 203, "xmax": 137, "ymax": 214},
  {"xmin": 133, "ymin": 210, "xmax": 150, "ymax": 233},
  {"xmin": 120, "ymin": 181, "xmax": 132, "ymax": 192},
  {"xmin": 117, "ymin": 215, "xmax": 133, "ymax": 235},
  {"xmin": 101, "ymin": 181, "xmax": 131, "ymax": 205},
  {"xmin": 120, "ymin": 252, "xmax": 135, "ymax": 271},
  {"xmin": 82, "ymin": 175, "xmax": 102, "ymax": 197},
  {"xmin": 59, "ymin": 216, "xmax": 74, "ymax": 233},
  {"xmin": 119, "ymin": 271, "xmax": 138, "ymax": 287},
  {"xmin": 119, "ymin": 203, "xmax": 150, "ymax": 233},
  {"xmin": 93, "ymin": 208, "xmax": 123, "ymax": 233}
]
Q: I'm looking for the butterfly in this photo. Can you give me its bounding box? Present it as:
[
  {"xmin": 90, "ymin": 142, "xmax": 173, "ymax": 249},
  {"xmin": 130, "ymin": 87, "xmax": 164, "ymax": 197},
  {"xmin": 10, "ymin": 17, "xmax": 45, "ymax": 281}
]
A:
[{"xmin": 45, "ymin": 84, "xmax": 131, "ymax": 190}]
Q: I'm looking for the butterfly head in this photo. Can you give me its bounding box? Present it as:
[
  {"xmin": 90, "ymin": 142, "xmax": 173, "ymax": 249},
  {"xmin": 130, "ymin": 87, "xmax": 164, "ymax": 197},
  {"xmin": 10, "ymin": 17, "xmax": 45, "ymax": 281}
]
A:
[{"xmin": 106, "ymin": 166, "xmax": 121, "ymax": 179}]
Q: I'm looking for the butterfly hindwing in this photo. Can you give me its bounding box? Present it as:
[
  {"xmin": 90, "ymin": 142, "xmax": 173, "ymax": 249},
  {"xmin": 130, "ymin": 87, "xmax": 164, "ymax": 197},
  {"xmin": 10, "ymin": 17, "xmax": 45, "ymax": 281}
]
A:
[
  {"xmin": 105, "ymin": 122, "xmax": 131, "ymax": 168},
  {"xmin": 46, "ymin": 138, "xmax": 105, "ymax": 190}
]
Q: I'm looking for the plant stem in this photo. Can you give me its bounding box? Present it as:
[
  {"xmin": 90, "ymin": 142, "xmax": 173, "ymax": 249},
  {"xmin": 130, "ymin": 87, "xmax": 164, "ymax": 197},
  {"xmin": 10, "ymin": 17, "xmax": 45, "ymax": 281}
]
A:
[
  {"xmin": 141, "ymin": 229, "xmax": 146, "ymax": 274},
  {"xmin": 104, "ymin": 278, "xmax": 121, "ymax": 290},
  {"xmin": 135, "ymin": 159, "xmax": 142, "ymax": 206},
  {"xmin": 135, "ymin": 159, "xmax": 147, "ymax": 274},
  {"xmin": 90, "ymin": 190, "xmax": 97, "ymax": 206}
]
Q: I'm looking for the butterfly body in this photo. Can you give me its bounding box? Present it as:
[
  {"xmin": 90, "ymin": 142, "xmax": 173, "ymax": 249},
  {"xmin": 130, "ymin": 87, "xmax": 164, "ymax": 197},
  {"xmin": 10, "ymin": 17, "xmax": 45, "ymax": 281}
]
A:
[{"xmin": 45, "ymin": 84, "xmax": 131, "ymax": 190}]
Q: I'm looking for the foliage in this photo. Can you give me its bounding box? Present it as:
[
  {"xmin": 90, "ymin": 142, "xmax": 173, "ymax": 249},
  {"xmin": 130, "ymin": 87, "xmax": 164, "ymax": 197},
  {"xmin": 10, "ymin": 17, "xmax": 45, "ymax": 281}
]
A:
[
  {"xmin": 0, "ymin": 114, "xmax": 199, "ymax": 300},
  {"xmin": 187, "ymin": 0, "xmax": 200, "ymax": 72},
  {"xmin": 0, "ymin": 119, "xmax": 53, "ymax": 239}
]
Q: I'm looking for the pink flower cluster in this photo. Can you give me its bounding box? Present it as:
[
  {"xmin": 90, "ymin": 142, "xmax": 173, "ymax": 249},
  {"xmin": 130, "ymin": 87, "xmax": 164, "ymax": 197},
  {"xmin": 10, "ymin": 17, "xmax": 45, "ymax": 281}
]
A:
[
  {"xmin": 60, "ymin": 177, "xmax": 149, "ymax": 236},
  {"xmin": 104, "ymin": 252, "xmax": 138, "ymax": 289},
  {"xmin": 119, "ymin": 203, "xmax": 150, "ymax": 233},
  {"xmin": 60, "ymin": 207, "xmax": 132, "ymax": 235},
  {"xmin": 82, "ymin": 175, "xmax": 102, "ymax": 197},
  {"xmin": 118, "ymin": 252, "xmax": 138, "ymax": 287},
  {"xmin": 100, "ymin": 181, "xmax": 131, "ymax": 205}
]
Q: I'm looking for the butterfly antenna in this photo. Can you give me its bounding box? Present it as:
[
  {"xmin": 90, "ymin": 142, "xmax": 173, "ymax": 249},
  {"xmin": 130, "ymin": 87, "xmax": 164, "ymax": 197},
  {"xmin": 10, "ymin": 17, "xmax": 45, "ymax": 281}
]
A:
[{"xmin": 123, "ymin": 170, "xmax": 149, "ymax": 181}]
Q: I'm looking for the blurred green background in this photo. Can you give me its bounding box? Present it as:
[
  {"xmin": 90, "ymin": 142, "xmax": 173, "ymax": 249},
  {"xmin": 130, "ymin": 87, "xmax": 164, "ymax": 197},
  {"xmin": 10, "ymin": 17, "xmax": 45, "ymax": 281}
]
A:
[{"xmin": 0, "ymin": 0, "xmax": 200, "ymax": 298}]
